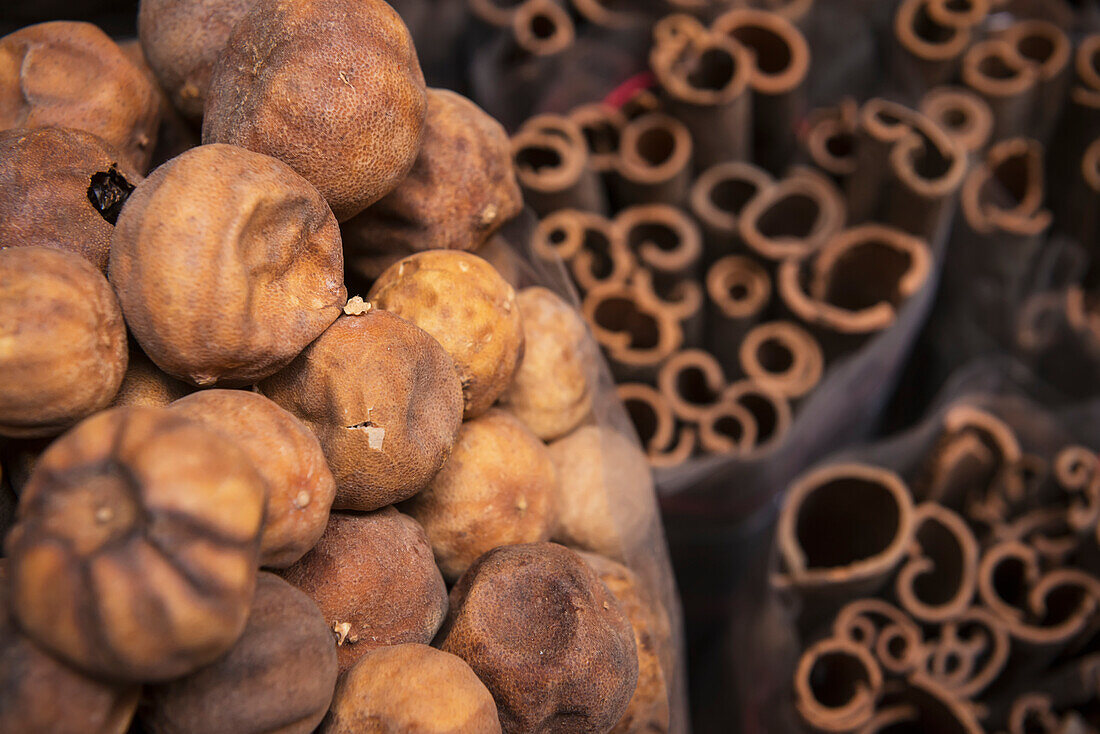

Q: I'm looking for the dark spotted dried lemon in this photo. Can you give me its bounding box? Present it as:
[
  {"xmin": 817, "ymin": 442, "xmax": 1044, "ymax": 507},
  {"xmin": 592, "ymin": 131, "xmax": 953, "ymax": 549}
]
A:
[{"xmin": 439, "ymin": 543, "xmax": 638, "ymax": 733}]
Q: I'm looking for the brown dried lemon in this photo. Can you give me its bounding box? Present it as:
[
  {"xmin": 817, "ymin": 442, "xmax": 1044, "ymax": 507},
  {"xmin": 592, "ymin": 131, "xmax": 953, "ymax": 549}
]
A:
[
  {"xmin": 140, "ymin": 572, "xmax": 338, "ymax": 734},
  {"xmin": 170, "ymin": 390, "xmax": 336, "ymax": 568},
  {"xmin": 368, "ymin": 250, "xmax": 524, "ymax": 419},
  {"xmin": 109, "ymin": 143, "xmax": 346, "ymax": 387},
  {"xmin": 0, "ymin": 127, "xmax": 140, "ymax": 274},
  {"xmin": 0, "ymin": 247, "xmax": 127, "ymax": 438},
  {"xmin": 280, "ymin": 507, "xmax": 448, "ymax": 673},
  {"xmin": 0, "ymin": 562, "xmax": 140, "ymax": 734},
  {"xmin": 547, "ymin": 425, "xmax": 657, "ymax": 562},
  {"xmin": 402, "ymin": 409, "xmax": 557, "ymax": 582},
  {"xmin": 498, "ymin": 286, "xmax": 594, "ymax": 441},
  {"xmin": 115, "ymin": 38, "xmax": 200, "ymax": 170},
  {"xmin": 137, "ymin": 0, "xmax": 255, "ymax": 120},
  {"xmin": 260, "ymin": 308, "xmax": 462, "ymax": 512},
  {"xmin": 342, "ymin": 88, "xmax": 522, "ymax": 280},
  {"xmin": 0, "ymin": 21, "xmax": 161, "ymax": 172},
  {"xmin": 109, "ymin": 343, "xmax": 192, "ymax": 410},
  {"xmin": 322, "ymin": 644, "xmax": 501, "ymax": 734},
  {"xmin": 4, "ymin": 406, "xmax": 266, "ymax": 681},
  {"xmin": 579, "ymin": 552, "xmax": 672, "ymax": 734},
  {"xmin": 203, "ymin": 0, "xmax": 427, "ymax": 220}
]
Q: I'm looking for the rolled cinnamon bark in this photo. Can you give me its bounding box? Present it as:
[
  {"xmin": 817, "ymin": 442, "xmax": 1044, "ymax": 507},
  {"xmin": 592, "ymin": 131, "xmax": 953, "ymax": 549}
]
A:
[
  {"xmin": 583, "ymin": 282, "xmax": 683, "ymax": 382},
  {"xmin": 657, "ymin": 348, "xmax": 727, "ymax": 423},
  {"xmin": 847, "ymin": 98, "xmax": 967, "ymax": 241},
  {"xmin": 531, "ymin": 208, "xmax": 601, "ymax": 264},
  {"xmin": 1003, "ymin": 691, "xmax": 1095, "ymax": 734},
  {"xmin": 721, "ymin": 378, "xmax": 792, "ymax": 453},
  {"xmin": 738, "ymin": 166, "xmax": 846, "ymax": 265},
  {"xmin": 803, "ymin": 98, "xmax": 859, "ymax": 182},
  {"xmin": 914, "ymin": 404, "xmax": 1023, "ymax": 511},
  {"xmin": 512, "ymin": 114, "xmax": 607, "ymax": 216},
  {"xmin": 615, "ymin": 204, "xmax": 702, "ymax": 345},
  {"xmin": 705, "ymin": 255, "xmax": 771, "ymax": 368},
  {"xmin": 651, "ymin": 12, "xmax": 707, "ymax": 51},
  {"xmin": 689, "ymin": 161, "xmax": 773, "ymax": 265},
  {"xmin": 617, "ymin": 204, "xmax": 703, "ymax": 279},
  {"xmin": 1052, "ymin": 445, "xmax": 1100, "ymax": 539},
  {"xmin": 650, "ymin": 24, "xmax": 753, "ymax": 170},
  {"xmin": 712, "ymin": 8, "xmax": 810, "ymax": 174},
  {"xmin": 570, "ymin": 0, "xmax": 653, "ymax": 30},
  {"xmin": 960, "ymin": 136, "xmax": 1051, "ymax": 245},
  {"xmin": 738, "ymin": 320, "xmax": 823, "ymax": 400},
  {"xmin": 928, "ymin": 137, "xmax": 1052, "ymax": 380},
  {"xmin": 893, "ymin": 502, "xmax": 980, "ymax": 624},
  {"xmin": 977, "ymin": 541, "xmax": 1100, "ymax": 663},
  {"xmin": 1074, "ymin": 33, "xmax": 1100, "ymax": 107},
  {"xmin": 927, "ymin": 0, "xmax": 991, "ymax": 25},
  {"xmin": 848, "ymin": 675, "xmax": 985, "ymax": 733},
  {"xmin": 1001, "ymin": 20, "xmax": 1071, "ymax": 142},
  {"xmin": 695, "ymin": 399, "xmax": 758, "ymax": 456},
  {"xmin": 629, "ymin": 268, "xmax": 705, "ymax": 348},
  {"xmin": 920, "ymin": 86, "xmax": 994, "ymax": 155},
  {"xmin": 617, "ymin": 382, "xmax": 697, "ymax": 468},
  {"xmin": 846, "ymin": 98, "xmax": 916, "ymax": 224},
  {"xmin": 564, "ymin": 212, "xmax": 634, "ymax": 295},
  {"xmin": 777, "ymin": 223, "xmax": 932, "ymax": 357},
  {"xmin": 772, "ymin": 392, "xmax": 1100, "ymax": 734},
  {"xmin": 920, "ymin": 428, "xmax": 1000, "ymax": 510},
  {"xmin": 774, "ymin": 462, "xmax": 916, "ymax": 602},
  {"xmin": 961, "ymin": 39, "xmax": 1040, "ymax": 143},
  {"xmin": 533, "ymin": 211, "xmax": 628, "ymax": 296},
  {"xmin": 921, "ymin": 606, "xmax": 1011, "ymax": 701},
  {"xmin": 925, "ymin": 0, "xmax": 989, "ymax": 28},
  {"xmin": 829, "ymin": 598, "xmax": 925, "ymax": 678},
  {"xmin": 611, "ymin": 112, "xmax": 694, "ymax": 207},
  {"xmin": 792, "ymin": 636, "xmax": 883, "ymax": 732},
  {"xmin": 512, "ymin": 0, "xmax": 574, "ymax": 58},
  {"xmin": 891, "ymin": 0, "xmax": 978, "ymax": 96},
  {"xmin": 882, "ymin": 116, "xmax": 967, "ymax": 242},
  {"xmin": 990, "ymin": 655, "xmax": 1100, "ymax": 733},
  {"xmin": 1006, "ymin": 695, "xmax": 1061, "ymax": 734},
  {"xmin": 995, "ymin": 507, "xmax": 1082, "ymax": 567},
  {"xmin": 568, "ymin": 102, "xmax": 627, "ymax": 177}
]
